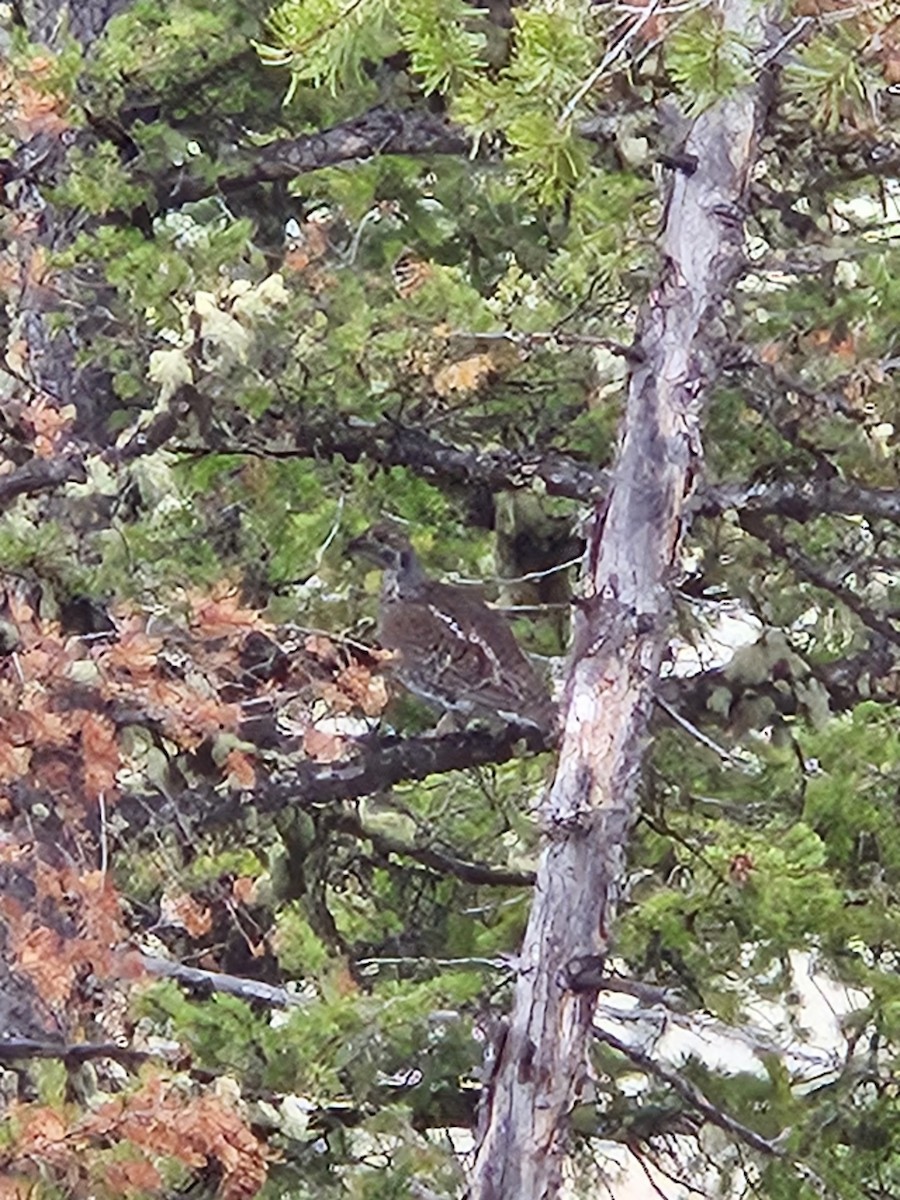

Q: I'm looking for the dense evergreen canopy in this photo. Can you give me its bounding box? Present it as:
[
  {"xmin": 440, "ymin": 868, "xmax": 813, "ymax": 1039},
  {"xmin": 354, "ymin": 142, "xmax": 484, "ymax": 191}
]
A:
[{"xmin": 0, "ymin": 1, "xmax": 898, "ymax": 1197}]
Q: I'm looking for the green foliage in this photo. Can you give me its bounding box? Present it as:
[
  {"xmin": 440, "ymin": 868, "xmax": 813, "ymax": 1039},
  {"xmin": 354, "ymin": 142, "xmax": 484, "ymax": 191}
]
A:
[
  {"xmin": 784, "ymin": 27, "xmax": 883, "ymax": 133},
  {"xmin": 258, "ymin": 0, "xmax": 485, "ymax": 102},
  {"xmin": 91, "ymin": 0, "xmax": 262, "ymax": 110},
  {"xmin": 4, "ymin": 0, "xmax": 900, "ymax": 1194},
  {"xmin": 33, "ymin": 1060, "xmax": 68, "ymax": 1108},
  {"xmin": 395, "ymin": 0, "xmax": 486, "ymax": 95},
  {"xmin": 619, "ymin": 813, "xmax": 843, "ymax": 993},
  {"xmin": 56, "ymin": 225, "xmax": 190, "ymax": 327},
  {"xmin": 0, "ymin": 510, "xmax": 73, "ymax": 579},
  {"xmin": 452, "ymin": 6, "xmax": 596, "ymax": 202},
  {"xmin": 507, "ymin": 113, "xmax": 590, "ymax": 207},
  {"xmin": 258, "ymin": 0, "xmax": 397, "ymax": 99},
  {"xmin": 53, "ymin": 144, "xmax": 151, "ymax": 216},
  {"xmin": 507, "ymin": 6, "xmax": 593, "ymax": 96},
  {"xmin": 89, "ymin": 480, "xmax": 223, "ymax": 597},
  {"xmin": 275, "ymin": 902, "xmax": 331, "ymax": 976},
  {"xmin": 802, "ymin": 704, "xmax": 900, "ymax": 880},
  {"xmin": 666, "ymin": 17, "xmax": 753, "ymax": 115}
]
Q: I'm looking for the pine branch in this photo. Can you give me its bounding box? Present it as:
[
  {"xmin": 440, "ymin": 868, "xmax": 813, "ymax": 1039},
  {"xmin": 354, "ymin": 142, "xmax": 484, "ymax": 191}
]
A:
[
  {"xmin": 177, "ymin": 417, "xmax": 900, "ymax": 526},
  {"xmin": 115, "ymin": 724, "xmax": 553, "ymax": 840},
  {"xmin": 0, "ymin": 454, "xmax": 87, "ymax": 511},
  {"xmin": 159, "ymin": 107, "xmax": 472, "ymax": 209},
  {"xmin": 335, "ymin": 809, "xmax": 535, "ymax": 887}
]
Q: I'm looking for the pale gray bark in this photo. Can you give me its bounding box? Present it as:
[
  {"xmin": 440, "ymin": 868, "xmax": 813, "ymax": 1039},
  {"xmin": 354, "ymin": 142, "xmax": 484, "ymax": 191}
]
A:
[{"xmin": 468, "ymin": 5, "xmax": 774, "ymax": 1197}]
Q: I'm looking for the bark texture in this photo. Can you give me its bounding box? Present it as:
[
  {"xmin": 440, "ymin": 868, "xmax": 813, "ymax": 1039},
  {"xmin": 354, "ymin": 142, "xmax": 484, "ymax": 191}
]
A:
[
  {"xmin": 4, "ymin": 1, "xmax": 125, "ymax": 441},
  {"xmin": 469, "ymin": 7, "xmax": 771, "ymax": 1197}
]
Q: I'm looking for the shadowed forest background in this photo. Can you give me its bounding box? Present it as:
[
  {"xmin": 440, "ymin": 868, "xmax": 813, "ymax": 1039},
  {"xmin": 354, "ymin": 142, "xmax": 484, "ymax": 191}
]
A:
[{"xmin": 0, "ymin": 1, "xmax": 899, "ymax": 1197}]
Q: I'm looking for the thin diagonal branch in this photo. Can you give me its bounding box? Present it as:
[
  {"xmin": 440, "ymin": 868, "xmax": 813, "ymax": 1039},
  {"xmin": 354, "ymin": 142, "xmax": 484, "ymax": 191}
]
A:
[
  {"xmin": 140, "ymin": 954, "xmax": 306, "ymax": 1007},
  {"xmin": 593, "ymin": 1027, "xmax": 784, "ymax": 1159},
  {"xmin": 336, "ymin": 809, "xmax": 535, "ymax": 887},
  {"xmin": 741, "ymin": 514, "xmax": 900, "ymax": 646}
]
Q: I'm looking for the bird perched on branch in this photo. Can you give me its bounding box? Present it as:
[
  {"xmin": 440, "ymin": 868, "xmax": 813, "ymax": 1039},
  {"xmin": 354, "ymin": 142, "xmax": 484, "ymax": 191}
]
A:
[{"xmin": 349, "ymin": 523, "xmax": 555, "ymax": 732}]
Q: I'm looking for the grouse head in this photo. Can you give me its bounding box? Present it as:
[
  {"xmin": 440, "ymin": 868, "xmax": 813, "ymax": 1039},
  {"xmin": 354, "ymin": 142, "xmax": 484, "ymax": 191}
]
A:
[
  {"xmin": 347, "ymin": 523, "xmax": 425, "ymax": 596},
  {"xmin": 349, "ymin": 523, "xmax": 555, "ymax": 732}
]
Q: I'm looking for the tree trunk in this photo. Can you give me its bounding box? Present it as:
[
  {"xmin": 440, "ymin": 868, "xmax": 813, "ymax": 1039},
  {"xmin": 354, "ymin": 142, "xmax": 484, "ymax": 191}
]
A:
[{"xmin": 469, "ymin": 4, "xmax": 772, "ymax": 1196}]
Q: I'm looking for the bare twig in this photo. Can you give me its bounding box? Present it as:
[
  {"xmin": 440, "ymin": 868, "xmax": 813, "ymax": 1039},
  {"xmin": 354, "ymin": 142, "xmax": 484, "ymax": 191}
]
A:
[
  {"xmin": 593, "ymin": 1027, "xmax": 785, "ymax": 1159},
  {"xmin": 312, "ymin": 494, "xmax": 345, "ymax": 571},
  {"xmin": 140, "ymin": 954, "xmax": 308, "ymax": 1007},
  {"xmin": 560, "ymin": 0, "xmax": 664, "ymax": 125},
  {"xmin": 337, "ymin": 809, "xmax": 536, "ymax": 888},
  {"xmin": 741, "ymin": 515, "xmax": 900, "ymax": 646},
  {"xmin": 98, "ymin": 790, "xmax": 109, "ymax": 881},
  {"xmin": 0, "ymin": 1038, "xmax": 158, "ymax": 1066},
  {"xmin": 445, "ymin": 328, "xmax": 640, "ymax": 360},
  {"xmin": 356, "ymin": 955, "xmax": 514, "ymax": 974},
  {"xmin": 655, "ymin": 696, "xmax": 747, "ymax": 767}
]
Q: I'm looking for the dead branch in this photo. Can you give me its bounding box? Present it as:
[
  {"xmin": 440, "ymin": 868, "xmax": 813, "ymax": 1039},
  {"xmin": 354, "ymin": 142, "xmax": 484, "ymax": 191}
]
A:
[
  {"xmin": 0, "ymin": 454, "xmax": 87, "ymax": 510},
  {"xmin": 469, "ymin": 2, "xmax": 773, "ymax": 1192},
  {"xmin": 594, "ymin": 1027, "xmax": 784, "ymax": 1159}
]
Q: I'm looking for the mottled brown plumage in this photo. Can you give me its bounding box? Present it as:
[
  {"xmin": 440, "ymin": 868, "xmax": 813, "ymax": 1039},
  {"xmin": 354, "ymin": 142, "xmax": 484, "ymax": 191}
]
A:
[{"xmin": 349, "ymin": 524, "xmax": 555, "ymax": 731}]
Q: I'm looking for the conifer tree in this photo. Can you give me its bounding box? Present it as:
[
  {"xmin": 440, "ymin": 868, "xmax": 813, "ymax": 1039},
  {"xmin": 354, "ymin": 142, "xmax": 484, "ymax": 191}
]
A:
[{"xmin": 0, "ymin": 2, "xmax": 898, "ymax": 1197}]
